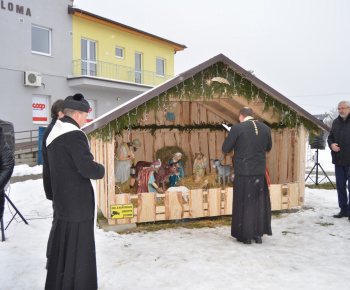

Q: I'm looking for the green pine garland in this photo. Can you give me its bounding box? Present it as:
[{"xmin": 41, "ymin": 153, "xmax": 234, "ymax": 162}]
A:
[
  {"xmin": 132, "ymin": 122, "xmax": 226, "ymax": 136},
  {"xmin": 89, "ymin": 61, "xmax": 321, "ymax": 141}
]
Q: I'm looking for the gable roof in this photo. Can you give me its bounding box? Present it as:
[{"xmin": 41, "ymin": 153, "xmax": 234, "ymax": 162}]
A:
[
  {"xmin": 69, "ymin": 7, "xmax": 187, "ymax": 52},
  {"xmin": 313, "ymin": 114, "xmax": 331, "ymax": 122},
  {"xmin": 82, "ymin": 53, "xmax": 330, "ymax": 135}
]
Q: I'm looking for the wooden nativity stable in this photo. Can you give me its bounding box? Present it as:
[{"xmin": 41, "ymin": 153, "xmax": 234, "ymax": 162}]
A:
[{"xmin": 83, "ymin": 54, "xmax": 329, "ymax": 226}]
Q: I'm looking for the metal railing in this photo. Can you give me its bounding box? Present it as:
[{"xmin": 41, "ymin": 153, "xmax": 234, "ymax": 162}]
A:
[
  {"xmin": 72, "ymin": 59, "xmax": 173, "ymax": 86},
  {"xmin": 15, "ymin": 130, "xmax": 39, "ymax": 152}
]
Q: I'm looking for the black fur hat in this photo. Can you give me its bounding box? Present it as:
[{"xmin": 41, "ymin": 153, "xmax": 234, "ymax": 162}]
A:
[{"xmin": 64, "ymin": 93, "xmax": 90, "ymax": 113}]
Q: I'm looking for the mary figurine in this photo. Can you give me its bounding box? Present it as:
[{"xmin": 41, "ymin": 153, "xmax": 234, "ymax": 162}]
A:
[{"xmin": 168, "ymin": 152, "xmax": 185, "ymax": 187}]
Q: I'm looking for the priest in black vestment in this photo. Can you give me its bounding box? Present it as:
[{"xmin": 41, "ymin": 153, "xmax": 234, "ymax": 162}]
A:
[
  {"xmin": 222, "ymin": 107, "xmax": 272, "ymax": 244},
  {"xmin": 45, "ymin": 94, "xmax": 105, "ymax": 289}
]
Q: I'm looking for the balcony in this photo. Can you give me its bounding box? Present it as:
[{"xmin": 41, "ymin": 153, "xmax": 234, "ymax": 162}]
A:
[{"xmin": 72, "ymin": 59, "xmax": 173, "ymax": 87}]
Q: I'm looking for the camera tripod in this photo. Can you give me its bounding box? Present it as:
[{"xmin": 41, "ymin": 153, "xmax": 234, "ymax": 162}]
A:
[
  {"xmin": 305, "ymin": 149, "xmax": 336, "ymax": 189},
  {"xmin": 1, "ymin": 192, "xmax": 29, "ymax": 242}
]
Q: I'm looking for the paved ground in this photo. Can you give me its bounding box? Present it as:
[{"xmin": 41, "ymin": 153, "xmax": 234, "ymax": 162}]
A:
[{"xmin": 10, "ymin": 174, "xmax": 43, "ymax": 184}]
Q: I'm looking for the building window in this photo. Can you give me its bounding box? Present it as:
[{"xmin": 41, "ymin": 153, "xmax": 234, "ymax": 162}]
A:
[
  {"xmin": 32, "ymin": 95, "xmax": 49, "ymax": 124},
  {"xmin": 156, "ymin": 57, "xmax": 165, "ymax": 76},
  {"xmin": 115, "ymin": 46, "xmax": 124, "ymax": 59},
  {"xmin": 31, "ymin": 25, "xmax": 51, "ymax": 55}
]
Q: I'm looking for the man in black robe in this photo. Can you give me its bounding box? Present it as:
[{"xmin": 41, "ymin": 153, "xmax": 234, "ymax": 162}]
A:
[
  {"xmin": 45, "ymin": 94, "xmax": 105, "ymax": 289},
  {"xmin": 222, "ymin": 107, "xmax": 272, "ymax": 244}
]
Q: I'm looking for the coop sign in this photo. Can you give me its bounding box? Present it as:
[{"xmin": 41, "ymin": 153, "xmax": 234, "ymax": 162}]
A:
[
  {"xmin": 86, "ymin": 100, "xmax": 95, "ymax": 123},
  {"xmin": 111, "ymin": 204, "xmax": 134, "ymax": 219},
  {"xmin": 32, "ymin": 95, "xmax": 48, "ymax": 123}
]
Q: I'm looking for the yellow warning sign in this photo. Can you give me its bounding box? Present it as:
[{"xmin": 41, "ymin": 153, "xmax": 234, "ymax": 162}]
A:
[{"xmin": 111, "ymin": 204, "xmax": 134, "ymax": 219}]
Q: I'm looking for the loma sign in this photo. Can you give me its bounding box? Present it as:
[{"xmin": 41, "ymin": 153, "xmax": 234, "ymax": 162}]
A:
[{"xmin": 1, "ymin": 1, "xmax": 31, "ymax": 16}]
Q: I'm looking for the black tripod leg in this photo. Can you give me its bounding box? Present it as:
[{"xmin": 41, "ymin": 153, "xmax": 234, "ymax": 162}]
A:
[
  {"xmin": 1, "ymin": 218, "xmax": 5, "ymax": 242},
  {"xmin": 317, "ymin": 164, "xmax": 336, "ymax": 189},
  {"xmin": 4, "ymin": 194, "xmax": 29, "ymax": 225},
  {"xmin": 305, "ymin": 164, "xmax": 317, "ymax": 182}
]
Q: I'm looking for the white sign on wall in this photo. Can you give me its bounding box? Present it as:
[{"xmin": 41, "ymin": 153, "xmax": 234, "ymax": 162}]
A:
[
  {"xmin": 87, "ymin": 100, "xmax": 95, "ymax": 123},
  {"xmin": 32, "ymin": 95, "xmax": 49, "ymax": 123}
]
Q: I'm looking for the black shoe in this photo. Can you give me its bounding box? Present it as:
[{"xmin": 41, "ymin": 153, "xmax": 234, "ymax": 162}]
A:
[
  {"xmin": 333, "ymin": 212, "xmax": 349, "ymax": 218},
  {"xmin": 236, "ymin": 238, "xmax": 251, "ymax": 244},
  {"xmin": 254, "ymin": 237, "xmax": 262, "ymax": 244}
]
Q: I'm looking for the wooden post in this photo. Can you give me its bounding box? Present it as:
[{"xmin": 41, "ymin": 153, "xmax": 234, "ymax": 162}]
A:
[
  {"xmin": 279, "ymin": 132, "xmax": 289, "ymax": 183},
  {"xmin": 189, "ymin": 189, "xmax": 204, "ymax": 218},
  {"xmin": 165, "ymin": 191, "xmax": 184, "ymax": 220},
  {"xmin": 107, "ymin": 139, "xmax": 115, "ymax": 219},
  {"xmin": 270, "ymin": 184, "xmax": 282, "ymax": 210},
  {"xmin": 296, "ymin": 125, "xmax": 306, "ymax": 206},
  {"xmin": 207, "ymin": 188, "xmax": 221, "ymax": 216},
  {"xmin": 224, "ymin": 187, "xmax": 233, "ymax": 215},
  {"xmin": 137, "ymin": 193, "xmax": 156, "ymax": 222},
  {"xmin": 288, "ymin": 183, "xmax": 299, "ymax": 208}
]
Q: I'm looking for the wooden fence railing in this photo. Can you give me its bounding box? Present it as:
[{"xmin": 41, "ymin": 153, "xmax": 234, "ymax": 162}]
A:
[
  {"xmin": 106, "ymin": 183, "xmax": 300, "ymax": 225},
  {"xmin": 15, "ymin": 129, "xmax": 39, "ymax": 152}
]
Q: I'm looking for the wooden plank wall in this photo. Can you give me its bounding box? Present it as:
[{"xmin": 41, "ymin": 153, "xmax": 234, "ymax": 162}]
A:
[
  {"xmin": 90, "ymin": 137, "xmax": 115, "ymax": 219},
  {"xmin": 116, "ymin": 128, "xmax": 302, "ymax": 185},
  {"xmin": 267, "ymin": 129, "xmax": 299, "ymax": 185},
  {"xmin": 115, "ymin": 129, "xmax": 231, "ymax": 176},
  {"xmin": 129, "ymin": 101, "xmax": 232, "ymax": 174},
  {"xmin": 267, "ymin": 126, "xmax": 306, "ymax": 207},
  {"xmin": 113, "ymin": 103, "xmax": 304, "ymax": 185}
]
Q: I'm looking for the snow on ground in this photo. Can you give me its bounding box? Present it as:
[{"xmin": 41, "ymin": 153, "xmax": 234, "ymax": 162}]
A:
[
  {"xmin": 1, "ymin": 166, "xmax": 349, "ymax": 290},
  {"xmin": 12, "ymin": 164, "xmax": 42, "ymax": 177}
]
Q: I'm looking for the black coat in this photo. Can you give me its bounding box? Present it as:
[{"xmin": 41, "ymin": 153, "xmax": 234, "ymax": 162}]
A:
[
  {"xmin": 222, "ymin": 119, "xmax": 272, "ymax": 176},
  {"xmin": 42, "ymin": 118, "xmax": 56, "ymax": 201},
  {"xmin": 0, "ymin": 127, "xmax": 15, "ymax": 220},
  {"xmin": 46, "ymin": 116, "xmax": 105, "ymax": 222},
  {"xmin": 327, "ymin": 115, "xmax": 350, "ymax": 166}
]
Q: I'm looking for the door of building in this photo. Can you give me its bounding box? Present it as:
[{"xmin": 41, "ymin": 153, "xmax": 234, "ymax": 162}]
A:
[
  {"xmin": 81, "ymin": 38, "xmax": 97, "ymax": 76},
  {"xmin": 135, "ymin": 52, "xmax": 142, "ymax": 84}
]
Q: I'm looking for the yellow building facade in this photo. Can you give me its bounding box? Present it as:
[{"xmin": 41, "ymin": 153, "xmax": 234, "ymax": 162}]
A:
[{"xmin": 71, "ymin": 9, "xmax": 186, "ymax": 86}]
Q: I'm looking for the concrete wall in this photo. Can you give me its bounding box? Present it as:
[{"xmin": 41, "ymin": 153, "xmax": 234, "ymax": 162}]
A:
[
  {"xmin": 0, "ymin": 0, "xmax": 73, "ymax": 132},
  {"xmin": 0, "ymin": 0, "xmax": 152, "ymax": 133},
  {"xmin": 73, "ymin": 16, "xmax": 175, "ymax": 77},
  {"xmin": 15, "ymin": 150, "xmax": 38, "ymax": 167}
]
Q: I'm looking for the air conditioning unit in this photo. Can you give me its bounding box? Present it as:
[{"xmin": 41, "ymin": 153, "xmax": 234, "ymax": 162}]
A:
[{"xmin": 24, "ymin": 71, "xmax": 42, "ymax": 87}]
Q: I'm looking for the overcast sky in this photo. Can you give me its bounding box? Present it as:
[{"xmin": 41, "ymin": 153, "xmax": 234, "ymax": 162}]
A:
[{"xmin": 73, "ymin": 0, "xmax": 350, "ymax": 115}]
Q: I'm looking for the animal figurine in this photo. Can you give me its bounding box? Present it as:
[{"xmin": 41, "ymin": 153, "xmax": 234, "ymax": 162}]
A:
[
  {"xmin": 210, "ymin": 156, "xmax": 234, "ymax": 187},
  {"xmin": 135, "ymin": 161, "xmax": 179, "ymax": 190}
]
